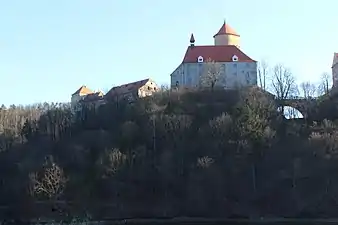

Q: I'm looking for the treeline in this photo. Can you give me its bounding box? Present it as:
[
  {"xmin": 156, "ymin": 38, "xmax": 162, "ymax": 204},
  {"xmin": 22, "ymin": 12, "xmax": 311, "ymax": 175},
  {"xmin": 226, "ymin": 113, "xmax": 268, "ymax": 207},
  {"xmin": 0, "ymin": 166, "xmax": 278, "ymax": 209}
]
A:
[{"xmin": 1, "ymin": 87, "xmax": 338, "ymax": 221}]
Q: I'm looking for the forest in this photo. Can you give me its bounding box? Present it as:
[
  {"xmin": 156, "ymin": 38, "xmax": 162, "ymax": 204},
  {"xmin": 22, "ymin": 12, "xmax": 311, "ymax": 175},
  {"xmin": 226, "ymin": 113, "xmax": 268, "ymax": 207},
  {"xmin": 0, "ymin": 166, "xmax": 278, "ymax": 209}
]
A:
[{"xmin": 1, "ymin": 63, "xmax": 338, "ymax": 223}]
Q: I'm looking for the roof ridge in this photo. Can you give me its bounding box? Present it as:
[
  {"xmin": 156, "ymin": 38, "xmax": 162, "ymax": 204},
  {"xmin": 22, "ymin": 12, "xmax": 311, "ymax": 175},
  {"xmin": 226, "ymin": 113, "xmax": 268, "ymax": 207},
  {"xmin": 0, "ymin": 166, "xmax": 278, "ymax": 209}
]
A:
[
  {"xmin": 105, "ymin": 78, "xmax": 152, "ymax": 96},
  {"xmin": 112, "ymin": 78, "xmax": 150, "ymax": 88},
  {"xmin": 188, "ymin": 45, "xmax": 237, "ymax": 47}
]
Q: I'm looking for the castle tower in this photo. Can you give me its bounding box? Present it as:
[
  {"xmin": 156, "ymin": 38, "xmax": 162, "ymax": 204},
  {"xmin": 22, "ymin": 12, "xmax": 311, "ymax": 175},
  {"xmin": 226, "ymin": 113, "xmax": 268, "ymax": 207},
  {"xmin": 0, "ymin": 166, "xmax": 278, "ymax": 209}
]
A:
[
  {"xmin": 213, "ymin": 20, "xmax": 240, "ymax": 48},
  {"xmin": 332, "ymin": 53, "xmax": 338, "ymax": 88}
]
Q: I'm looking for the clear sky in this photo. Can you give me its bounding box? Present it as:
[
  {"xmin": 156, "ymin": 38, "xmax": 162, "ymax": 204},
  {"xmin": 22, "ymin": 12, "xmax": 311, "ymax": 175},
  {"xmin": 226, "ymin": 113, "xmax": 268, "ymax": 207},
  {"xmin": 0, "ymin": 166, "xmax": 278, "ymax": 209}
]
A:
[{"xmin": 0, "ymin": 0, "xmax": 337, "ymax": 106}]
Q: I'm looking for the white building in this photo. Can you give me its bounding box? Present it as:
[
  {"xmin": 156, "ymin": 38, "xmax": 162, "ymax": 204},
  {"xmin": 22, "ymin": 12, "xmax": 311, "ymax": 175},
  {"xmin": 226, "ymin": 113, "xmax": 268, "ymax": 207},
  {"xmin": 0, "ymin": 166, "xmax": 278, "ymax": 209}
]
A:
[{"xmin": 170, "ymin": 21, "xmax": 257, "ymax": 89}]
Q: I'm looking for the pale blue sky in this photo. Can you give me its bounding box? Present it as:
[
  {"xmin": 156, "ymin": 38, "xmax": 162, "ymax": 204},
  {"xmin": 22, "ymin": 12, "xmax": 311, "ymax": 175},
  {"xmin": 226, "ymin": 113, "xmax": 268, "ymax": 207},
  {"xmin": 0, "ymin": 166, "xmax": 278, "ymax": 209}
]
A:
[{"xmin": 0, "ymin": 0, "xmax": 337, "ymax": 106}]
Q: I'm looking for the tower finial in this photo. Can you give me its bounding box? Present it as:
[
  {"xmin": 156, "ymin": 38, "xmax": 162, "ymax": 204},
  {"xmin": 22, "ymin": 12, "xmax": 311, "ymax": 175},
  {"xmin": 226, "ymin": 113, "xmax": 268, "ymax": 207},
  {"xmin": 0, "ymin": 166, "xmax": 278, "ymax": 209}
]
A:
[{"xmin": 190, "ymin": 33, "xmax": 195, "ymax": 46}]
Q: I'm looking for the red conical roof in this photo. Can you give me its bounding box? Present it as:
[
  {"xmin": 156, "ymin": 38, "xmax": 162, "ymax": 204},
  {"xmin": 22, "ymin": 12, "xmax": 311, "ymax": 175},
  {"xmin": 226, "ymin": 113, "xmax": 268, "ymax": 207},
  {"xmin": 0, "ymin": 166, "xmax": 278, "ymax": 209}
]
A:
[{"xmin": 213, "ymin": 21, "xmax": 239, "ymax": 37}]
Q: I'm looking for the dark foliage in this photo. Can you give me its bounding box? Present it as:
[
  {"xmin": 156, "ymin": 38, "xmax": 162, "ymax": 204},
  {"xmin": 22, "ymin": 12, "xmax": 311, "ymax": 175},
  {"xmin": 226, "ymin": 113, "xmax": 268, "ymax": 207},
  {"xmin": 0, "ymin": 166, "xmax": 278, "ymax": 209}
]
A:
[{"xmin": 0, "ymin": 87, "xmax": 338, "ymax": 221}]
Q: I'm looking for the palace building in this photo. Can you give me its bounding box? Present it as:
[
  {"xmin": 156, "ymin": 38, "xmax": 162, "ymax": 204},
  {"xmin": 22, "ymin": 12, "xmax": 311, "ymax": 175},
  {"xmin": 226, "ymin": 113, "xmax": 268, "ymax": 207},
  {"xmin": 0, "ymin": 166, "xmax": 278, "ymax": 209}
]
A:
[{"xmin": 170, "ymin": 21, "xmax": 257, "ymax": 89}]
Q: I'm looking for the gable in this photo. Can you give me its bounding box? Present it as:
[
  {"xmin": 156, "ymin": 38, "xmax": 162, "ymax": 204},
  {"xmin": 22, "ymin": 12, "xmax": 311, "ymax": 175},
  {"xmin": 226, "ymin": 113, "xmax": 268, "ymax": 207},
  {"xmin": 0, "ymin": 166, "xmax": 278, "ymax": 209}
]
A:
[{"xmin": 72, "ymin": 85, "xmax": 93, "ymax": 96}]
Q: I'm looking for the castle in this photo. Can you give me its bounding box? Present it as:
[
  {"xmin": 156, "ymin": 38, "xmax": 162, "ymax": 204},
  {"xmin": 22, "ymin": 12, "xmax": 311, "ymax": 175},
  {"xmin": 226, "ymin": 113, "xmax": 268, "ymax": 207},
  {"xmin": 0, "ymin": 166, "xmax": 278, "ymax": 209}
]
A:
[
  {"xmin": 70, "ymin": 20, "xmax": 338, "ymax": 111},
  {"xmin": 71, "ymin": 78, "xmax": 159, "ymax": 111},
  {"xmin": 170, "ymin": 21, "xmax": 258, "ymax": 89}
]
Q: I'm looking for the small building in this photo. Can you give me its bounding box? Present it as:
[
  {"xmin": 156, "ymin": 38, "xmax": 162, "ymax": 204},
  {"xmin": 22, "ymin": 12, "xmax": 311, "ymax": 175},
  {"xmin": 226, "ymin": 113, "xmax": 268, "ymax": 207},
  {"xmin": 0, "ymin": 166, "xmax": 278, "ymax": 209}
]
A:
[
  {"xmin": 71, "ymin": 78, "xmax": 159, "ymax": 113},
  {"xmin": 105, "ymin": 78, "xmax": 159, "ymax": 102},
  {"xmin": 170, "ymin": 21, "xmax": 257, "ymax": 89},
  {"xmin": 71, "ymin": 85, "xmax": 104, "ymax": 112}
]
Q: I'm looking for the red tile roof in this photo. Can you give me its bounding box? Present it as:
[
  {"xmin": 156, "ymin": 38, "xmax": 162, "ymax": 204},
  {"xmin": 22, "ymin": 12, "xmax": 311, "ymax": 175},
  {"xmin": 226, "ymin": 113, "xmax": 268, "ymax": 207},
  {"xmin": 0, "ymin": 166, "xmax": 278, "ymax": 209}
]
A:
[
  {"xmin": 105, "ymin": 78, "xmax": 151, "ymax": 97},
  {"xmin": 182, "ymin": 45, "xmax": 255, "ymax": 63},
  {"xmin": 213, "ymin": 22, "xmax": 239, "ymax": 37}
]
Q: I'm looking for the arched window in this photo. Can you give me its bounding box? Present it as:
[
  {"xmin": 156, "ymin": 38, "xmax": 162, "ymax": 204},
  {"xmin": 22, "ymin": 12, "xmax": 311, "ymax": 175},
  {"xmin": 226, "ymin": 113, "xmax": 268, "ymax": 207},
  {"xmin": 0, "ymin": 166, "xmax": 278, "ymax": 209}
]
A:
[{"xmin": 197, "ymin": 56, "xmax": 204, "ymax": 63}]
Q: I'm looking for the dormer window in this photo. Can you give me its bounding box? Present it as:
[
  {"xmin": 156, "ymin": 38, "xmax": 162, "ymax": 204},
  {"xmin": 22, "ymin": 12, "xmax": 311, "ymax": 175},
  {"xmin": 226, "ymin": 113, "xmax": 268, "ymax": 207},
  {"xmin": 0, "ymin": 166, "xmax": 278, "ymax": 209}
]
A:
[
  {"xmin": 197, "ymin": 56, "xmax": 204, "ymax": 63},
  {"xmin": 232, "ymin": 55, "xmax": 239, "ymax": 62}
]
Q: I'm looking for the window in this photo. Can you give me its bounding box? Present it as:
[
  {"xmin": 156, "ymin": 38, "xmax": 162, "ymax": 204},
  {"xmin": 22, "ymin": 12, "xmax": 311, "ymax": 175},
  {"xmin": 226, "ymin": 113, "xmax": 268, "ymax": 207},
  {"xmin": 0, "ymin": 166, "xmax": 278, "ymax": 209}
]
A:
[
  {"xmin": 176, "ymin": 81, "xmax": 179, "ymax": 87},
  {"xmin": 232, "ymin": 55, "xmax": 239, "ymax": 62},
  {"xmin": 197, "ymin": 56, "xmax": 204, "ymax": 63},
  {"xmin": 148, "ymin": 86, "xmax": 151, "ymax": 90}
]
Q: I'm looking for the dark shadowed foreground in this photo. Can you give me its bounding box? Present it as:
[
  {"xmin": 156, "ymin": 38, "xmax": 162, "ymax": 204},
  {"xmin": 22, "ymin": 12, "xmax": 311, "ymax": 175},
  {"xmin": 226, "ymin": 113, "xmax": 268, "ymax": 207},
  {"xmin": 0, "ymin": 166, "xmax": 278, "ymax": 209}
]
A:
[
  {"xmin": 10, "ymin": 218, "xmax": 338, "ymax": 225},
  {"xmin": 1, "ymin": 87, "xmax": 338, "ymax": 222}
]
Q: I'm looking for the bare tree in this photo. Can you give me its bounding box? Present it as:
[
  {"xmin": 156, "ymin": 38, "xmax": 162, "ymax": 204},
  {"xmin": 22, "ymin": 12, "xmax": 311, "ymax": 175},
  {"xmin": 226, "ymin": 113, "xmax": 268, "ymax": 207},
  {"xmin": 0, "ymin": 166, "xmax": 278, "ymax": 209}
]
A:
[
  {"xmin": 309, "ymin": 120, "xmax": 338, "ymax": 194},
  {"xmin": 204, "ymin": 112, "xmax": 234, "ymax": 155},
  {"xmin": 238, "ymin": 87, "xmax": 277, "ymax": 144},
  {"xmin": 97, "ymin": 148, "xmax": 127, "ymax": 177},
  {"xmin": 300, "ymin": 81, "xmax": 316, "ymax": 99},
  {"xmin": 121, "ymin": 121, "xmax": 139, "ymax": 164},
  {"xmin": 237, "ymin": 87, "xmax": 277, "ymax": 194},
  {"xmin": 272, "ymin": 64, "xmax": 297, "ymax": 100},
  {"xmin": 197, "ymin": 156, "xmax": 215, "ymax": 169},
  {"xmin": 158, "ymin": 114, "xmax": 192, "ymax": 144},
  {"xmin": 284, "ymin": 106, "xmax": 302, "ymax": 119},
  {"xmin": 257, "ymin": 60, "xmax": 269, "ymax": 90},
  {"xmin": 157, "ymin": 114, "xmax": 192, "ymax": 176},
  {"xmin": 317, "ymin": 72, "xmax": 332, "ymax": 95},
  {"xmin": 271, "ymin": 64, "xmax": 298, "ymax": 115},
  {"xmin": 200, "ymin": 58, "xmax": 223, "ymax": 90},
  {"xmin": 29, "ymin": 156, "xmax": 67, "ymax": 200}
]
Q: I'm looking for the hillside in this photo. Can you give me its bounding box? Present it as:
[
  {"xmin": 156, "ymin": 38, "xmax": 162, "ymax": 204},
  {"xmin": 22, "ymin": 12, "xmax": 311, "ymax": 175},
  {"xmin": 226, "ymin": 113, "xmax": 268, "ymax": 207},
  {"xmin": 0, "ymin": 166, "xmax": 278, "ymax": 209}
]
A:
[{"xmin": 1, "ymin": 87, "xmax": 338, "ymax": 221}]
